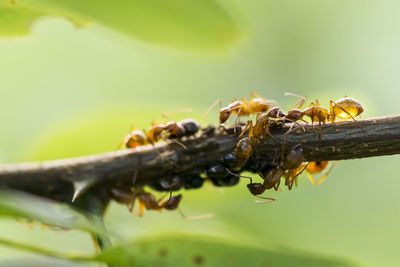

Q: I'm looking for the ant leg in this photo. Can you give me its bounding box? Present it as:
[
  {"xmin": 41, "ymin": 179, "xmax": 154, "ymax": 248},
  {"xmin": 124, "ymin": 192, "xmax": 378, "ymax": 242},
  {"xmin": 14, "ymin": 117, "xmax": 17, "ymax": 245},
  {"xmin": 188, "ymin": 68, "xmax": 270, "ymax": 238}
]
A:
[
  {"xmin": 239, "ymin": 120, "xmax": 253, "ymax": 138},
  {"xmin": 263, "ymin": 119, "xmax": 276, "ymax": 140},
  {"xmin": 315, "ymin": 99, "xmax": 320, "ymax": 106},
  {"xmin": 201, "ymin": 99, "xmax": 221, "ymax": 122},
  {"xmin": 137, "ymin": 201, "xmax": 145, "ymax": 217},
  {"xmin": 273, "ymin": 177, "xmax": 281, "ymax": 191},
  {"xmin": 318, "ymin": 112, "xmax": 322, "ymax": 141},
  {"xmin": 330, "ymin": 101, "xmax": 365, "ymax": 131},
  {"xmin": 234, "ymin": 107, "xmax": 242, "ymax": 133},
  {"xmin": 251, "ymin": 91, "xmax": 265, "ymax": 100},
  {"xmin": 329, "ymin": 100, "xmax": 336, "ymax": 123},
  {"xmin": 117, "ymin": 133, "xmax": 131, "ymax": 150},
  {"xmin": 306, "ymin": 172, "xmax": 318, "ymax": 186},
  {"xmin": 312, "ymin": 161, "xmax": 337, "ymax": 186},
  {"xmin": 163, "ymin": 137, "xmax": 187, "ymax": 150}
]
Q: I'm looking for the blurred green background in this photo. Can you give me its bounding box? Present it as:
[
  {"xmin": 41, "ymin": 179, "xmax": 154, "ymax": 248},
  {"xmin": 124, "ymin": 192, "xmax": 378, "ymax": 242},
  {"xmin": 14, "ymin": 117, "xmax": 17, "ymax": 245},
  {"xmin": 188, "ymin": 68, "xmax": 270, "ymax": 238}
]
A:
[{"xmin": 0, "ymin": 0, "xmax": 399, "ymax": 266}]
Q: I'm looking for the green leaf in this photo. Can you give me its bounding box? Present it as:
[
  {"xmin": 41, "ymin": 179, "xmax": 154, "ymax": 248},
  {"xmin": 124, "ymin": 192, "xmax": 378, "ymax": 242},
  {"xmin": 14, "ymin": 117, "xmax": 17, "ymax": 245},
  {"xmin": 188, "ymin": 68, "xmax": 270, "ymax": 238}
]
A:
[
  {"xmin": 0, "ymin": 6, "xmax": 44, "ymax": 36},
  {"xmin": 0, "ymin": 189, "xmax": 105, "ymax": 235},
  {"xmin": 2, "ymin": 0, "xmax": 242, "ymax": 52},
  {"xmin": 95, "ymin": 234, "xmax": 361, "ymax": 267},
  {"xmin": 0, "ymin": 258, "xmax": 89, "ymax": 267}
]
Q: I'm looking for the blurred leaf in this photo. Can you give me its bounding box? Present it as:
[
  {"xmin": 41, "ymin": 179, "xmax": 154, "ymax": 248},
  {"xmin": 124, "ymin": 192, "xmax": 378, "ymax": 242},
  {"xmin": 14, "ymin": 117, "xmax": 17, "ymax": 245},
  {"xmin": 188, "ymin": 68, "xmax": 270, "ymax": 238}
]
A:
[
  {"xmin": 1, "ymin": 0, "xmax": 241, "ymax": 52},
  {"xmin": 0, "ymin": 189, "xmax": 105, "ymax": 235},
  {"xmin": 0, "ymin": 257, "xmax": 90, "ymax": 267},
  {"xmin": 0, "ymin": 7, "xmax": 44, "ymax": 36},
  {"xmin": 95, "ymin": 234, "xmax": 361, "ymax": 267},
  {"xmin": 26, "ymin": 106, "xmax": 201, "ymax": 161}
]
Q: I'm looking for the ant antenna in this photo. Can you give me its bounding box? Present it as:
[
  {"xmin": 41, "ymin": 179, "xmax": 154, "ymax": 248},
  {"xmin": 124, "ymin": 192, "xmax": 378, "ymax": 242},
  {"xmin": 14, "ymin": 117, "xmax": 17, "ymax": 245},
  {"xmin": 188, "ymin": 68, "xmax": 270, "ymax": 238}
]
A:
[
  {"xmin": 201, "ymin": 100, "xmax": 221, "ymax": 122},
  {"xmin": 255, "ymin": 195, "xmax": 276, "ymax": 204},
  {"xmin": 178, "ymin": 208, "xmax": 214, "ymax": 220},
  {"xmin": 162, "ymin": 108, "xmax": 193, "ymax": 121},
  {"xmin": 285, "ymin": 92, "xmax": 306, "ymax": 110}
]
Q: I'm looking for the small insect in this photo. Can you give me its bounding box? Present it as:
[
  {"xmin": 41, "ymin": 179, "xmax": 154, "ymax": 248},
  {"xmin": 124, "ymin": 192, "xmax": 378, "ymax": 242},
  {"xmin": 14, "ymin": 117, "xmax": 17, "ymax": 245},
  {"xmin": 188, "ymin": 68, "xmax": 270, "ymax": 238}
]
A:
[
  {"xmin": 284, "ymin": 93, "xmax": 365, "ymax": 136},
  {"xmin": 225, "ymin": 168, "xmax": 275, "ymax": 203},
  {"xmin": 263, "ymin": 144, "xmax": 306, "ymax": 191},
  {"xmin": 285, "ymin": 93, "xmax": 364, "ymax": 125},
  {"xmin": 110, "ymin": 188, "xmax": 182, "ymax": 216},
  {"xmin": 234, "ymin": 111, "xmax": 277, "ymax": 168},
  {"xmin": 235, "ymin": 122, "xmax": 260, "ymax": 168},
  {"xmin": 202, "ymin": 92, "xmax": 275, "ymax": 125},
  {"xmin": 206, "ymin": 163, "xmax": 240, "ymax": 187},
  {"xmin": 118, "ymin": 118, "xmax": 200, "ymax": 149}
]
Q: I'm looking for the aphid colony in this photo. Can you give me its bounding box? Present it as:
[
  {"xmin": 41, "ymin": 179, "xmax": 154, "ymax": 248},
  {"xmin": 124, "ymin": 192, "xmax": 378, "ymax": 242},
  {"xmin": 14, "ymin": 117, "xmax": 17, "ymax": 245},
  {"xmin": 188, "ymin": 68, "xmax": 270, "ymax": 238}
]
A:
[{"xmin": 111, "ymin": 93, "xmax": 364, "ymax": 215}]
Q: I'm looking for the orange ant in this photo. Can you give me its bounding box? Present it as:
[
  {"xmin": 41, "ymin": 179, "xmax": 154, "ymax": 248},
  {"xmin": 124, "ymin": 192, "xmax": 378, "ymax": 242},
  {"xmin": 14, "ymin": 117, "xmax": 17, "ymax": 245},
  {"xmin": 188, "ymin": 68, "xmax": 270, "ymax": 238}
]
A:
[
  {"xmin": 202, "ymin": 92, "xmax": 275, "ymax": 125},
  {"xmin": 118, "ymin": 118, "xmax": 200, "ymax": 150},
  {"xmin": 235, "ymin": 109, "xmax": 281, "ymax": 167},
  {"xmin": 110, "ymin": 188, "xmax": 182, "ymax": 216},
  {"xmin": 284, "ymin": 93, "xmax": 365, "ymax": 136},
  {"xmin": 235, "ymin": 121, "xmax": 260, "ymax": 168}
]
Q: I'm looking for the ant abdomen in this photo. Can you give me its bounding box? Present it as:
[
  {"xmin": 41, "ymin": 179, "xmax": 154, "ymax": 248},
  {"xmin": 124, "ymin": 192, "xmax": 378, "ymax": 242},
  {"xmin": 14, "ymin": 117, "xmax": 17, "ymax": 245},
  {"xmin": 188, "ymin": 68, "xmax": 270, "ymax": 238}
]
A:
[{"xmin": 162, "ymin": 194, "xmax": 182, "ymax": 210}]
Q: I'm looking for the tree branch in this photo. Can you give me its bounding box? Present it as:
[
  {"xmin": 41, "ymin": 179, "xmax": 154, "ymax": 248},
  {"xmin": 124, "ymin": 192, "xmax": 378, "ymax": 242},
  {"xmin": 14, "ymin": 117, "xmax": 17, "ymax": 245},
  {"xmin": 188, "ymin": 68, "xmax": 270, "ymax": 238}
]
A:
[{"xmin": 0, "ymin": 115, "xmax": 399, "ymax": 203}]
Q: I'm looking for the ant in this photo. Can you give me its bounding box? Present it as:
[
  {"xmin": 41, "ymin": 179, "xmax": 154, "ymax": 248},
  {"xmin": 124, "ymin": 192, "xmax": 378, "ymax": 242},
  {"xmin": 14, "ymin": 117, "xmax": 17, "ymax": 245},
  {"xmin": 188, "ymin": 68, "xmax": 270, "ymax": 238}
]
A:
[
  {"xmin": 202, "ymin": 92, "xmax": 275, "ymax": 125},
  {"xmin": 285, "ymin": 93, "xmax": 365, "ymax": 134},
  {"xmin": 224, "ymin": 168, "xmax": 276, "ymax": 203},
  {"xmin": 235, "ymin": 109, "xmax": 280, "ymax": 168},
  {"xmin": 110, "ymin": 187, "xmax": 182, "ymax": 216},
  {"xmin": 118, "ymin": 118, "xmax": 200, "ymax": 149},
  {"xmin": 235, "ymin": 120, "xmax": 260, "ymax": 168},
  {"xmin": 263, "ymin": 144, "xmax": 306, "ymax": 191}
]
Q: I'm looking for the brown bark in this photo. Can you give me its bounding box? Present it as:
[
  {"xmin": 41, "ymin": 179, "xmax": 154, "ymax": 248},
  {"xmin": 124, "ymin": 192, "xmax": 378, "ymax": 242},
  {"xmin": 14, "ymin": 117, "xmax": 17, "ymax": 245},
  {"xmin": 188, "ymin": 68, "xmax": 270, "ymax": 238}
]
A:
[{"xmin": 0, "ymin": 115, "xmax": 399, "ymax": 203}]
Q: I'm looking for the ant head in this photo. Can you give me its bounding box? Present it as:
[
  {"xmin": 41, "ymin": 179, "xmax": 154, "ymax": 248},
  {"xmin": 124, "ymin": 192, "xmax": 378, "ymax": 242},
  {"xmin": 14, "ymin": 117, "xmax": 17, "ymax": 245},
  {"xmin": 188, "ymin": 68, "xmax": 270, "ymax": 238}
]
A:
[
  {"xmin": 163, "ymin": 194, "xmax": 182, "ymax": 210},
  {"xmin": 286, "ymin": 109, "xmax": 304, "ymax": 121},
  {"xmin": 284, "ymin": 144, "xmax": 304, "ymax": 169},
  {"xmin": 219, "ymin": 107, "xmax": 232, "ymax": 123},
  {"xmin": 165, "ymin": 122, "xmax": 185, "ymax": 136},
  {"xmin": 247, "ymin": 183, "xmax": 265, "ymax": 195},
  {"xmin": 268, "ymin": 107, "xmax": 285, "ymax": 118}
]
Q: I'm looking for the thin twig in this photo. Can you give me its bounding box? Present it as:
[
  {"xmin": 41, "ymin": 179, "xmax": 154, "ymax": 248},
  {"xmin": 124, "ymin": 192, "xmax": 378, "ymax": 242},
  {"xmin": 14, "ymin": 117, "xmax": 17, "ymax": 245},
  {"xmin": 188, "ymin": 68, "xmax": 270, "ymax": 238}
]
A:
[{"xmin": 0, "ymin": 115, "xmax": 399, "ymax": 203}]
